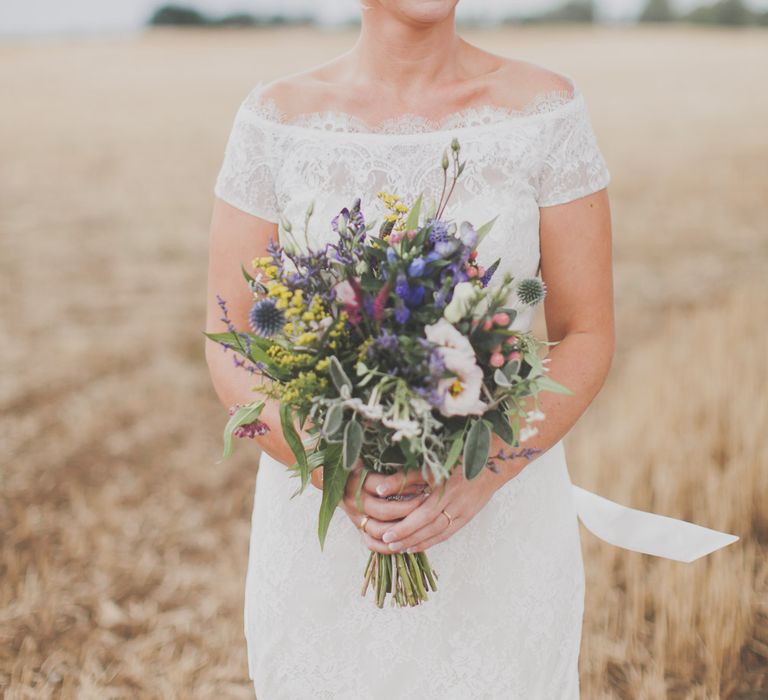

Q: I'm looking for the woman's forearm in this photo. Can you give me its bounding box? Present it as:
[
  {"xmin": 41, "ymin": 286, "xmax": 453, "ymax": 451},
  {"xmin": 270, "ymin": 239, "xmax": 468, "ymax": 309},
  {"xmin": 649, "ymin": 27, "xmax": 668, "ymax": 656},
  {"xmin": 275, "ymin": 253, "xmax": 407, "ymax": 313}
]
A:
[
  {"xmin": 205, "ymin": 341, "xmax": 311, "ymax": 468},
  {"xmin": 492, "ymin": 329, "xmax": 614, "ymax": 485}
]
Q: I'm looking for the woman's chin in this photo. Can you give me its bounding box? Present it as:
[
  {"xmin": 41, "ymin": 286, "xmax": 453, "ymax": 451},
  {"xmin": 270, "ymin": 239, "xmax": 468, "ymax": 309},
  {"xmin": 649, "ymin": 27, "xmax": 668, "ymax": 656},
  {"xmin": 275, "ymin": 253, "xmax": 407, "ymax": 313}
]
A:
[{"xmin": 375, "ymin": 0, "xmax": 459, "ymax": 25}]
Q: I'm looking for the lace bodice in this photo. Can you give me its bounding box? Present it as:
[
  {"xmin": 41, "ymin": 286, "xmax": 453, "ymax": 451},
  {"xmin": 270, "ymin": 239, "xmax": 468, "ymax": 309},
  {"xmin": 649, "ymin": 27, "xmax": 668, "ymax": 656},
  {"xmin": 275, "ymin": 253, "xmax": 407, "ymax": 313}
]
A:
[{"xmin": 213, "ymin": 72, "xmax": 612, "ymax": 332}]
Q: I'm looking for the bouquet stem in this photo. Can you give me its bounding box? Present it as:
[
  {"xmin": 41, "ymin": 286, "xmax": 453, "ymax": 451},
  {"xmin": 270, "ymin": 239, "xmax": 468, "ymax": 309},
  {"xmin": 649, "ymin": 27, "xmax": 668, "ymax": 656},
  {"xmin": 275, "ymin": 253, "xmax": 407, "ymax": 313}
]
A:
[{"xmin": 361, "ymin": 550, "xmax": 438, "ymax": 608}]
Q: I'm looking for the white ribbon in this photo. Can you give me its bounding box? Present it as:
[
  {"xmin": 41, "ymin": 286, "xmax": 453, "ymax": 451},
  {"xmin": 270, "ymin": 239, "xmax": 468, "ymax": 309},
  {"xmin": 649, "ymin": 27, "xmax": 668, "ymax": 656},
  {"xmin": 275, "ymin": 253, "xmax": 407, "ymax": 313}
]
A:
[{"xmin": 572, "ymin": 484, "xmax": 739, "ymax": 562}]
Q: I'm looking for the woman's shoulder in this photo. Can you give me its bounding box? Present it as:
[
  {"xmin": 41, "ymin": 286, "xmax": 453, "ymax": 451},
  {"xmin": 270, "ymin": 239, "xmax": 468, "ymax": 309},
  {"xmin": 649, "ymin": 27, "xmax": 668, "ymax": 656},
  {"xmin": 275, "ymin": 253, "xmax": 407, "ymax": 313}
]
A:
[
  {"xmin": 477, "ymin": 55, "xmax": 578, "ymax": 112},
  {"xmin": 243, "ymin": 67, "xmax": 347, "ymax": 122}
]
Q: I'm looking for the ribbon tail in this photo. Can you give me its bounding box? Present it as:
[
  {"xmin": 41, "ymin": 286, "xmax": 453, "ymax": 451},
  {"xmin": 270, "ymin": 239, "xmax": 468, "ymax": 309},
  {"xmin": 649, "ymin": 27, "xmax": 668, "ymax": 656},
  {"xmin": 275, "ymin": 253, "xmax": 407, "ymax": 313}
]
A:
[{"xmin": 572, "ymin": 484, "xmax": 739, "ymax": 563}]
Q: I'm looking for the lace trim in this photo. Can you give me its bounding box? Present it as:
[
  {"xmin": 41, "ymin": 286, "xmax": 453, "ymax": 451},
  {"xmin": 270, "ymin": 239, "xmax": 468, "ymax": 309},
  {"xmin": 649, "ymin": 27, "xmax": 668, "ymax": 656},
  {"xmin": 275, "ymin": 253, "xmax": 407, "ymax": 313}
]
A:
[{"xmin": 240, "ymin": 75, "xmax": 582, "ymax": 137}]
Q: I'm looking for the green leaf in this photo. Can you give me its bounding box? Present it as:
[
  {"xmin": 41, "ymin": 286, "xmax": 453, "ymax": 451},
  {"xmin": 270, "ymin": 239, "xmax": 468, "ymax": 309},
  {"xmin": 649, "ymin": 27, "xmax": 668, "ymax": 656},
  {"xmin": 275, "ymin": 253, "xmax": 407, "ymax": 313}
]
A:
[
  {"xmin": 219, "ymin": 402, "xmax": 265, "ymax": 462},
  {"xmin": 536, "ymin": 374, "xmax": 575, "ymax": 396},
  {"xmin": 404, "ymin": 192, "xmax": 423, "ymax": 231},
  {"xmin": 240, "ymin": 262, "xmax": 255, "ymax": 285},
  {"xmin": 502, "ymin": 359, "xmax": 521, "ymax": 379},
  {"xmin": 342, "ymin": 419, "xmax": 364, "ymax": 471},
  {"xmin": 328, "ymin": 355, "xmax": 352, "ymax": 395},
  {"xmin": 494, "ymin": 368, "xmax": 512, "ymax": 388},
  {"xmin": 444, "ymin": 428, "xmax": 466, "ymax": 472},
  {"xmin": 475, "ymin": 215, "xmax": 499, "ymax": 247},
  {"xmin": 279, "ymin": 402, "xmax": 309, "ymax": 487},
  {"xmin": 463, "ymin": 418, "xmax": 492, "ymax": 480},
  {"xmin": 318, "ymin": 442, "xmax": 348, "ymax": 551},
  {"xmin": 203, "ymin": 330, "xmax": 276, "ymax": 372},
  {"xmin": 484, "ymin": 410, "xmax": 515, "ymax": 445},
  {"xmin": 323, "ymin": 404, "xmax": 344, "ymax": 438}
]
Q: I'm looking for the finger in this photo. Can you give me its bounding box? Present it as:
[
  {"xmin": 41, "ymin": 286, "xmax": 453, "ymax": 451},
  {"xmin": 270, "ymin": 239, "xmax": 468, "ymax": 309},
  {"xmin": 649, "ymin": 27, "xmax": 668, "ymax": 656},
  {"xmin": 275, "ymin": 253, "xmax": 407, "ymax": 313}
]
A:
[
  {"xmin": 347, "ymin": 490, "xmax": 429, "ymax": 521},
  {"xmin": 360, "ymin": 529, "xmax": 392, "ymax": 555},
  {"xmin": 405, "ymin": 528, "xmax": 452, "ymax": 554},
  {"xmin": 364, "ymin": 470, "xmax": 429, "ymax": 497},
  {"xmin": 379, "ymin": 491, "xmax": 451, "ymax": 548},
  {"xmin": 387, "ymin": 510, "xmax": 454, "ymax": 552},
  {"xmin": 374, "ymin": 469, "xmax": 429, "ymax": 496},
  {"xmin": 356, "ymin": 515, "xmax": 401, "ymax": 542}
]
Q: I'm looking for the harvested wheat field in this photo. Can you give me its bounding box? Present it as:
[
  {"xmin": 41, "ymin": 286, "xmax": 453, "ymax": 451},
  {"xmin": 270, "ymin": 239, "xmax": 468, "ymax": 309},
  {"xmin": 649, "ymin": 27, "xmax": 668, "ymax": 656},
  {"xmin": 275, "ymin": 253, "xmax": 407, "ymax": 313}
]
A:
[{"xmin": 1, "ymin": 22, "xmax": 766, "ymax": 699}]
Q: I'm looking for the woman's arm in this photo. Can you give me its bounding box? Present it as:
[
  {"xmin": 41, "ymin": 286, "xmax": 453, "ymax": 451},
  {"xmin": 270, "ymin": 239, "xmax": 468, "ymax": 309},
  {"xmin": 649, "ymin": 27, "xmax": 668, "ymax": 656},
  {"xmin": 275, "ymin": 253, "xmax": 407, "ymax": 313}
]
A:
[
  {"xmin": 204, "ymin": 197, "xmax": 306, "ymax": 469},
  {"xmin": 362, "ymin": 187, "xmax": 615, "ymax": 554}
]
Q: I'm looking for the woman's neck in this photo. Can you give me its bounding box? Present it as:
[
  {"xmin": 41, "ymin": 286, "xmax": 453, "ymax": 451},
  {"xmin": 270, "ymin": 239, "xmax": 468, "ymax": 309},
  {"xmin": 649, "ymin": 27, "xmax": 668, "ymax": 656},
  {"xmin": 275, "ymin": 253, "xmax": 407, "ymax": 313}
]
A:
[{"xmin": 342, "ymin": 8, "xmax": 466, "ymax": 99}]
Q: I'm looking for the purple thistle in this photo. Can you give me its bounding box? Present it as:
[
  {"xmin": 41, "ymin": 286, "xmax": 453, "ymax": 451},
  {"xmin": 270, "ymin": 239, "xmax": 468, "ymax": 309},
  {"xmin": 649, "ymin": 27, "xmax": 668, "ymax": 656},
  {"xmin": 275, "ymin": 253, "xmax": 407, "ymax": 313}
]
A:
[{"xmin": 427, "ymin": 218, "xmax": 451, "ymax": 244}]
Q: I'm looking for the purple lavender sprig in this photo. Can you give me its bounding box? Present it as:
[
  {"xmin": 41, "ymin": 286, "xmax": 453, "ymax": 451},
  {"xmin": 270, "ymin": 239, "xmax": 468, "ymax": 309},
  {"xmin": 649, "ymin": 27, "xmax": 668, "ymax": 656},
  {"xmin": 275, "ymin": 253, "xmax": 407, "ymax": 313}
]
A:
[{"xmin": 485, "ymin": 447, "xmax": 542, "ymax": 474}]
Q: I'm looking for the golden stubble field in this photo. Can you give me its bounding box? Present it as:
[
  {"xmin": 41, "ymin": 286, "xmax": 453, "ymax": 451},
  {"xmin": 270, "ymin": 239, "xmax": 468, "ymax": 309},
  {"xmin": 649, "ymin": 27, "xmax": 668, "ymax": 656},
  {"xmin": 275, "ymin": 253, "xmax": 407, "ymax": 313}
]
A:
[{"xmin": 1, "ymin": 23, "xmax": 766, "ymax": 699}]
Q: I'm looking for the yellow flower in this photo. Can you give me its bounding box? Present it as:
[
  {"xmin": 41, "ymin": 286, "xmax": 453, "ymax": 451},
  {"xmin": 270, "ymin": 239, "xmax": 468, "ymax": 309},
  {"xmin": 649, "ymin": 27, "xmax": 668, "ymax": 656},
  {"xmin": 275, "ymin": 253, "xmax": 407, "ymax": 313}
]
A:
[{"xmin": 296, "ymin": 332, "xmax": 317, "ymax": 346}]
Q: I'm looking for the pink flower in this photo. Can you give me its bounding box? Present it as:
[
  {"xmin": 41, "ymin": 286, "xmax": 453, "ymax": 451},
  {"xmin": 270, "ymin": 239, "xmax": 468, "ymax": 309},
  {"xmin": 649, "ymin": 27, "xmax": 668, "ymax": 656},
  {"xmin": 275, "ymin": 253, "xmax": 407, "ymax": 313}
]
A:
[
  {"xmin": 388, "ymin": 231, "xmax": 404, "ymax": 245},
  {"xmin": 334, "ymin": 279, "xmax": 363, "ymax": 325},
  {"xmin": 492, "ymin": 312, "xmax": 510, "ymax": 326},
  {"xmin": 490, "ymin": 352, "xmax": 505, "ymax": 368},
  {"xmin": 333, "ymin": 280, "xmax": 357, "ymax": 305}
]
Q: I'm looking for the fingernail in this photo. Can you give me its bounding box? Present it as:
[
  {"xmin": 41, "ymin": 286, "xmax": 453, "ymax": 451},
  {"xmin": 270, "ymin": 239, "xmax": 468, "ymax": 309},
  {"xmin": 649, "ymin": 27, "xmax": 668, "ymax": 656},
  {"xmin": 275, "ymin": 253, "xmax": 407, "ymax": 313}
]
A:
[
  {"xmin": 376, "ymin": 484, "xmax": 387, "ymax": 496},
  {"xmin": 382, "ymin": 530, "xmax": 396, "ymax": 543},
  {"xmin": 388, "ymin": 542, "xmax": 402, "ymax": 551}
]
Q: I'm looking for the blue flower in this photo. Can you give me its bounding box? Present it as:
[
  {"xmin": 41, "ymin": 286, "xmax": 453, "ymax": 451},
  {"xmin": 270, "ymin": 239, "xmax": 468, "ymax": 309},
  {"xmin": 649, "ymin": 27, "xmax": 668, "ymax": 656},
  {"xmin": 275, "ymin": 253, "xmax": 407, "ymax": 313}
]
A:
[
  {"xmin": 405, "ymin": 284, "xmax": 425, "ymax": 307},
  {"xmin": 394, "ymin": 303, "xmax": 410, "ymax": 324},
  {"xmin": 395, "ymin": 274, "xmax": 410, "ymax": 298},
  {"xmin": 433, "ymin": 286, "xmax": 449, "ymax": 308},
  {"xmin": 408, "ymin": 257, "xmax": 427, "ymax": 277},
  {"xmin": 386, "ymin": 247, "xmax": 398, "ymax": 265}
]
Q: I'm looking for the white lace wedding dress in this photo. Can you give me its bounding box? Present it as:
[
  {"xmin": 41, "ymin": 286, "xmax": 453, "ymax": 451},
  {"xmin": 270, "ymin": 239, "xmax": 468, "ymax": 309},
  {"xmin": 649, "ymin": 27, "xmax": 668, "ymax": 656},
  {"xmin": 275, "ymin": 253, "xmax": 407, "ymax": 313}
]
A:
[{"xmin": 213, "ymin": 73, "xmax": 739, "ymax": 699}]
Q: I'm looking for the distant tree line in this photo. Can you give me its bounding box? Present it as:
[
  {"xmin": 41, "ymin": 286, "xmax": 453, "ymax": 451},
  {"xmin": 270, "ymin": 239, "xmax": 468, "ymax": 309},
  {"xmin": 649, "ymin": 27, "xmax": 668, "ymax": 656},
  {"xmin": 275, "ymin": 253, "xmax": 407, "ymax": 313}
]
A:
[
  {"xmin": 147, "ymin": 4, "xmax": 311, "ymax": 27},
  {"xmin": 147, "ymin": 1, "xmax": 768, "ymax": 27},
  {"xmin": 638, "ymin": 0, "xmax": 768, "ymax": 25}
]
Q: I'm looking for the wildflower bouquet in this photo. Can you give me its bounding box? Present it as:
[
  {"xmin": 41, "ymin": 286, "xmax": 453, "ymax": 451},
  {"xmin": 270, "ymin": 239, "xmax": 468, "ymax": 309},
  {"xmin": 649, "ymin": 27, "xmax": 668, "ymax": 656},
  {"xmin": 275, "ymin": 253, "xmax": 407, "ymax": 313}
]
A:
[{"xmin": 205, "ymin": 139, "xmax": 573, "ymax": 608}]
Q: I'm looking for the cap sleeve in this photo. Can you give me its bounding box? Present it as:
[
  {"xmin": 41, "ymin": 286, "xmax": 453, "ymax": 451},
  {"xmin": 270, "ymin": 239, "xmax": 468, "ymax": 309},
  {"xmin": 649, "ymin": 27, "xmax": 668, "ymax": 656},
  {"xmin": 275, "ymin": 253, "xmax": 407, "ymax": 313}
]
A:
[
  {"xmin": 213, "ymin": 88, "xmax": 280, "ymax": 223},
  {"xmin": 535, "ymin": 92, "xmax": 611, "ymax": 208}
]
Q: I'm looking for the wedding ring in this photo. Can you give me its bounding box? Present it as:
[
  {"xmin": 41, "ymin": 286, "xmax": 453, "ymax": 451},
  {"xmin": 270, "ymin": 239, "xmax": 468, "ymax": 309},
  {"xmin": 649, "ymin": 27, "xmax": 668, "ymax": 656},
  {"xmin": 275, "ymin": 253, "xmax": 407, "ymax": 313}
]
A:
[
  {"xmin": 358, "ymin": 515, "xmax": 370, "ymax": 533},
  {"xmin": 441, "ymin": 508, "xmax": 454, "ymax": 526}
]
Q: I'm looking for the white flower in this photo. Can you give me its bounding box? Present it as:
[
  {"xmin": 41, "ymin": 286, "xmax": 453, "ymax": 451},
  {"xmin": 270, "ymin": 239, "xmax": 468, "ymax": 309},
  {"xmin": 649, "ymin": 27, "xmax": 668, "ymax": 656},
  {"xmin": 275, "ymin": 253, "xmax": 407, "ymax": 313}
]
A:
[
  {"xmin": 525, "ymin": 409, "xmax": 546, "ymax": 423},
  {"xmin": 382, "ymin": 416, "xmax": 421, "ymax": 442},
  {"xmin": 333, "ymin": 279, "xmax": 357, "ymax": 305},
  {"xmin": 520, "ymin": 426, "xmax": 539, "ymax": 442},
  {"xmin": 424, "ymin": 318, "xmax": 475, "ymax": 360},
  {"xmin": 436, "ymin": 348, "xmax": 488, "ymax": 417},
  {"xmin": 443, "ymin": 282, "xmax": 479, "ymax": 324},
  {"xmin": 424, "ymin": 318, "xmax": 488, "ymax": 417},
  {"xmin": 342, "ymin": 396, "xmax": 384, "ymax": 422}
]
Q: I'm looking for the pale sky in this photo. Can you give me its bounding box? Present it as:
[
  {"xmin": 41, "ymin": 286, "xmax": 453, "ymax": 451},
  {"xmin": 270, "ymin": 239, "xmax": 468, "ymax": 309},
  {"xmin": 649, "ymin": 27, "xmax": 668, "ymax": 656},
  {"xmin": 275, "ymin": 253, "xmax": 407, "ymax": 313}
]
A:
[{"xmin": 1, "ymin": 0, "xmax": 766, "ymax": 36}]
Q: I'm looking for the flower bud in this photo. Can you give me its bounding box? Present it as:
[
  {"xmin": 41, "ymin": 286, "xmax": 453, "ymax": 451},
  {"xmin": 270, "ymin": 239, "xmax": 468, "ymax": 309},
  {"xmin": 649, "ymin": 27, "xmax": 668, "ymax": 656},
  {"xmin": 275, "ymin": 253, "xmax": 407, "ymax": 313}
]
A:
[
  {"xmin": 441, "ymin": 150, "xmax": 449, "ymax": 170},
  {"xmin": 451, "ymin": 138, "xmax": 460, "ymax": 153}
]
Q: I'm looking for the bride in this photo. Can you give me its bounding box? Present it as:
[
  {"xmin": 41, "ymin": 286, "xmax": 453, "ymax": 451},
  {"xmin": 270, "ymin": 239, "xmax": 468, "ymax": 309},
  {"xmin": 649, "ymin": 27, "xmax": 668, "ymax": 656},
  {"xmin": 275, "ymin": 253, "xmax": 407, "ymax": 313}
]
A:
[{"xmin": 205, "ymin": 1, "xmax": 739, "ymax": 697}]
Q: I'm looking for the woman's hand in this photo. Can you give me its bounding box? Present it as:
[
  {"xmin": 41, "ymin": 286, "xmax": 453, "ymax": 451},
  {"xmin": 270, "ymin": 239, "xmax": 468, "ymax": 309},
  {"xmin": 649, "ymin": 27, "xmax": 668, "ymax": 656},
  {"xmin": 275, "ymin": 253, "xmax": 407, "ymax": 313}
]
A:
[
  {"xmin": 369, "ymin": 460, "xmax": 515, "ymax": 554},
  {"xmin": 337, "ymin": 463, "xmax": 431, "ymax": 551}
]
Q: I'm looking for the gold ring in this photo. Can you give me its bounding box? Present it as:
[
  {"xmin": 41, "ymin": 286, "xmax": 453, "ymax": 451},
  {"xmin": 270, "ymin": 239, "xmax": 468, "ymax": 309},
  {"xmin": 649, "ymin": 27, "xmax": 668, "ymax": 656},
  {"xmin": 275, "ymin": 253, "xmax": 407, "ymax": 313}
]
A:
[
  {"xmin": 358, "ymin": 515, "xmax": 370, "ymax": 533},
  {"xmin": 441, "ymin": 508, "xmax": 454, "ymax": 526}
]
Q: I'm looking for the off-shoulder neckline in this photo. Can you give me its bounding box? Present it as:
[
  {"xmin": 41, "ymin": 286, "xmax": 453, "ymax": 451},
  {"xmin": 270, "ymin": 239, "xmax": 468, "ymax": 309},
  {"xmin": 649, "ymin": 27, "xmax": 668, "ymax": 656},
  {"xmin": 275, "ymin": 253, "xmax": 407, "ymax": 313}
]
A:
[{"xmin": 237, "ymin": 73, "xmax": 583, "ymax": 140}]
